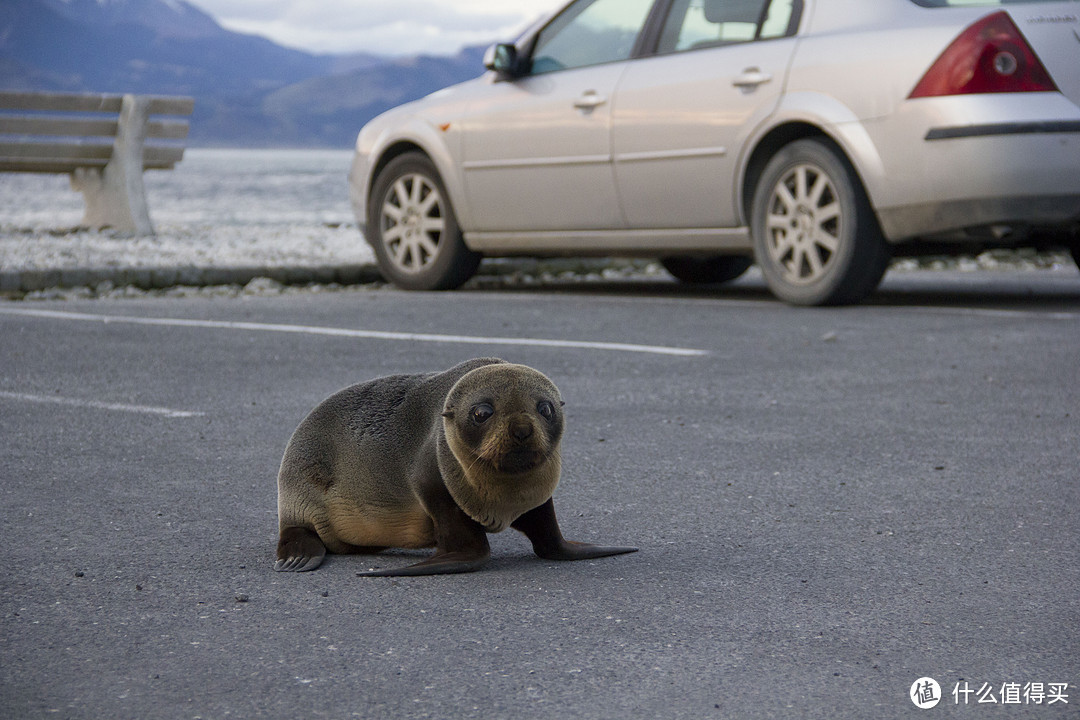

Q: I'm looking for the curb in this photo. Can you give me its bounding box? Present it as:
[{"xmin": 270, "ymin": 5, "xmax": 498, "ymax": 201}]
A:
[
  {"xmin": 0, "ymin": 258, "xmax": 655, "ymax": 296},
  {"xmin": 0, "ymin": 263, "xmax": 385, "ymax": 295}
]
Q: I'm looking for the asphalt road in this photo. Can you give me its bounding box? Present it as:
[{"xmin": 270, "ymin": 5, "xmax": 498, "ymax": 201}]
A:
[{"xmin": 1, "ymin": 269, "xmax": 1078, "ymax": 719}]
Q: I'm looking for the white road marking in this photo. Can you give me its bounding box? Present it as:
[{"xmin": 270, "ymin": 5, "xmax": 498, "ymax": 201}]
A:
[
  {"xmin": 0, "ymin": 307, "xmax": 708, "ymax": 357},
  {"xmin": 0, "ymin": 390, "xmax": 204, "ymax": 418}
]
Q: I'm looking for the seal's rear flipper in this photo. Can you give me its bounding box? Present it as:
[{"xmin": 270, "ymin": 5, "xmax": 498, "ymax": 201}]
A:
[
  {"xmin": 356, "ymin": 550, "xmax": 490, "ymax": 576},
  {"xmin": 275, "ymin": 526, "xmax": 326, "ymax": 572},
  {"xmin": 512, "ymin": 499, "xmax": 638, "ymax": 561}
]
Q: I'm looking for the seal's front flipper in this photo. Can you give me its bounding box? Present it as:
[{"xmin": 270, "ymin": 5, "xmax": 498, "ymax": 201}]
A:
[
  {"xmin": 513, "ymin": 499, "xmax": 638, "ymax": 561},
  {"xmin": 275, "ymin": 526, "xmax": 326, "ymax": 572},
  {"xmin": 356, "ymin": 550, "xmax": 491, "ymax": 576},
  {"xmin": 534, "ymin": 539, "xmax": 639, "ymax": 561},
  {"xmin": 358, "ymin": 505, "xmax": 491, "ymax": 576}
]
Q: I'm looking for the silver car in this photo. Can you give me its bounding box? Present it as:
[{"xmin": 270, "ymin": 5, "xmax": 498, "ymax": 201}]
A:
[{"xmin": 349, "ymin": 0, "xmax": 1080, "ymax": 305}]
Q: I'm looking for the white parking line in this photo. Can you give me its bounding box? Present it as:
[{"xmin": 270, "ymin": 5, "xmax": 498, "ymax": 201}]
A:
[
  {"xmin": 0, "ymin": 307, "xmax": 709, "ymax": 357},
  {"xmin": 0, "ymin": 390, "xmax": 204, "ymax": 418}
]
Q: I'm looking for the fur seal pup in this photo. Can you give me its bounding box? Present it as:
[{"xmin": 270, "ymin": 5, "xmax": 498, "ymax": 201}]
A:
[{"xmin": 275, "ymin": 358, "xmax": 637, "ymax": 575}]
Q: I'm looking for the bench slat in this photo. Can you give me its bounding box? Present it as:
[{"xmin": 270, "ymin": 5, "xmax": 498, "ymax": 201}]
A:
[
  {"xmin": 0, "ymin": 157, "xmax": 107, "ymax": 174},
  {"xmin": 143, "ymin": 146, "xmax": 186, "ymax": 168},
  {"xmin": 0, "ymin": 145, "xmax": 186, "ymax": 172},
  {"xmin": 0, "ymin": 91, "xmax": 194, "ymax": 117},
  {"xmin": 0, "ymin": 116, "xmax": 190, "ymax": 139},
  {"xmin": 0, "ymin": 117, "xmax": 118, "ymax": 137},
  {"xmin": 146, "ymin": 97, "xmax": 195, "ymax": 116},
  {"xmin": 148, "ymin": 119, "xmax": 190, "ymax": 139},
  {"xmin": 0, "ymin": 92, "xmax": 123, "ymax": 113},
  {"xmin": 0, "ymin": 142, "xmax": 113, "ymax": 161}
]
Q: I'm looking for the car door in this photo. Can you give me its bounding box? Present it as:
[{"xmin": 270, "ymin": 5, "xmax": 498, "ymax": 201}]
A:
[
  {"xmin": 612, "ymin": 0, "xmax": 801, "ymax": 229},
  {"xmin": 460, "ymin": 0, "xmax": 655, "ymax": 234}
]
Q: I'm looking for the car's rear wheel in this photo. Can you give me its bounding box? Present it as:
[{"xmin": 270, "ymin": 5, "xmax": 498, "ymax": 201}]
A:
[
  {"xmin": 367, "ymin": 152, "xmax": 480, "ymax": 290},
  {"xmin": 1070, "ymin": 243, "xmax": 1080, "ymax": 271},
  {"xmin": 751, "ymin": 138, "xmax": 890, "ymax": 306},
  {"xmin": 661, "ymin": 255, "xmax": 753, "ymax": 285}
]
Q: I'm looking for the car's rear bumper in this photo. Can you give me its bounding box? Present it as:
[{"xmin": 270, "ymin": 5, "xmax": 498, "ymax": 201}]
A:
[
  {"xmin": 877, "ymin": 195, "xmax": 1080, "ymax": 243},
  {"xmin": 863, "ymin": 95, "xmax": 1080, "ymax": 241}
]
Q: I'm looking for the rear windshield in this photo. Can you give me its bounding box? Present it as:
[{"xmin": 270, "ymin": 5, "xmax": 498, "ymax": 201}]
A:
[{"xmin": 911, "ymin": 0, "xmax": 1073, "ymax": 6}]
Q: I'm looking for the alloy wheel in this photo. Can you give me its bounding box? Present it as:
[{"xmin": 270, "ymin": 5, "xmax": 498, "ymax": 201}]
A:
[
  {"xmin": 379, "ymin": 173, "xmax": 446, "ymax": 274},
  {"xmin": 763, "ymin": 163, "xmax": 842, "ymax": 287}
]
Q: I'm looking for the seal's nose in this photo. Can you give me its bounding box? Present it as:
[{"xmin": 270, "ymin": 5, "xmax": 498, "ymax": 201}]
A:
[{"xmin": 510, "ymin": 420, "xmax": 534, "ymax": 441}]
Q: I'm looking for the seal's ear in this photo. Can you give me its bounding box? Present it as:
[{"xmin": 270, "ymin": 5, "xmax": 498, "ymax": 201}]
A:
[
  {"xmin": 560, "ymin": 401, "xmax": 566, "ymax": 407},
  {"xmin": 442, "ymin": 408, "xmax": 455, "ymax": 419}
]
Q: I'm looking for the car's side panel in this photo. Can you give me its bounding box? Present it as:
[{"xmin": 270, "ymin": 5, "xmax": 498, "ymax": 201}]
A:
[
  {"xmin": 458, "ymin": 65, "xmax": 628, "ymax": 234},
  {"xmin": 611, "ymin": 37, "xmax": 797, "ymax": 229},
  {"xmin": 463, "ymin": 227, "xmax": 751, "ymax": 255}
]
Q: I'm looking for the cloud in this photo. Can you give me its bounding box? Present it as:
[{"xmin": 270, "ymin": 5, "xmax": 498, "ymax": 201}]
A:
[{"xmin": 187, "ymin": 0, "xmax": 564, "ymax": 56}]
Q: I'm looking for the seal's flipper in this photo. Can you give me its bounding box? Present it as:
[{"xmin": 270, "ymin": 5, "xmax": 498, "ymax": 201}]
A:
[
  {"xmin": 513, "ymin": 499, "xmax": 638, "ymax": 561},
  {"xmin": 537, "ymin": 540, "xmax": 639, "ymax": 561},
  {"xmin": 356, "ymin": 549, "xmax": 491, "ymax": 576},
  {"xmin": 275, "ymin": 526, "xmax": 326, "ymax": 572},
  {"xmin": 358, "ymin": 505, "xmax": 491, "ymax": 576}
]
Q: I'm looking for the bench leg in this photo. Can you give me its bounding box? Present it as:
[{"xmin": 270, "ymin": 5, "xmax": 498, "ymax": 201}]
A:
[{"xmin": 69, "ymin": 94, "xmax": 155, "ymax": 236}]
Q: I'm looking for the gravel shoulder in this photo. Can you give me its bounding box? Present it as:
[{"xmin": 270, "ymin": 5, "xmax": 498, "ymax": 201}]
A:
[{"xmin": 2, "ymin": 221, "xmax": 1076, "ymax": 302}]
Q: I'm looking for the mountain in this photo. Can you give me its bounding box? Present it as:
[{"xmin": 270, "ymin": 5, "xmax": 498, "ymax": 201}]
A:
[
  {"xmin": 253, "ymin": 48, "xmax": 487, "ymax": 148},
  {"xmin": 0, "ymin": 0, "xmax": 490, "ymax": 147},
  {"xmin": 39, "ymin": 0, "xmax": 224, "ymax": 39}
]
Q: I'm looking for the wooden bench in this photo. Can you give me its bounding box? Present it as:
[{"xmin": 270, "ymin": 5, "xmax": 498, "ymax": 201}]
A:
[{"xmin": 0, "ymin": 91, "xmax": 195, "ymax": 236}]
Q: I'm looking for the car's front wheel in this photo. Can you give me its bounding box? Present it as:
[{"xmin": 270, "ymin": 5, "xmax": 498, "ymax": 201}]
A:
[
  {"xmin": 751, "ymin": 138, "xmax": 890, "ymax": 306},
  {"xmin": 661, "ymin": 255, "xmax": 753, "ymax": 285},
  {"xmin": 367, "ymin": 152, "xmax": 480, "ymax": 290}
]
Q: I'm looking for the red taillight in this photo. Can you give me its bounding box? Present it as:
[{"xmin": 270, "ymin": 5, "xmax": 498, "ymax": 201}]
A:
[{"xmin": 909, "ymin": 11, "xmax": 1058, "ymax": 98}]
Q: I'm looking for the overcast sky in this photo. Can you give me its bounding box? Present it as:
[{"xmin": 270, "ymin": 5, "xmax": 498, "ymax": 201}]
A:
[{"xmin": 185, "ymin": 0, "xmax": 566, "ymax": 57}]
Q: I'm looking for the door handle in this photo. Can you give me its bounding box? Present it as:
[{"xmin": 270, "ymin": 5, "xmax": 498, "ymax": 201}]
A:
[
  {"xmin": 733, "ymin": 68, "xmax": 773, "ymax": 89},
  {"xmin": 573, "ymin": 91, "xmax": 608, "ymax": 111}
]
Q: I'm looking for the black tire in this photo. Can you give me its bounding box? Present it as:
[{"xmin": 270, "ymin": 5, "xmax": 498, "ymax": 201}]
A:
[
  {"xmin": 367, "ymin": 152, "xmax": 480, "ymax": 290},
  {"xmin": 1071, "ymin": 244, "xmax": 1080, "ymax": 271},
  {"xmin": 661, "ymin": 255, "xmax": 753, "ymax": 285},
  {"xmin": 751, "ymin": 138, "xmax": 891, "ymax": 306}
]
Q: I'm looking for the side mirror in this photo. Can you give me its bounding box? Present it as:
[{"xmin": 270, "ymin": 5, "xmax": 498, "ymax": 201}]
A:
[{"xmin": 484, "ymin": 43, "xmax": 522, "ymax": 78}]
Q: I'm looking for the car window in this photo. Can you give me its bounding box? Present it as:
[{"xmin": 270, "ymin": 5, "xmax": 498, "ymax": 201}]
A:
[
  {"xmin": 658, "ymin": 0, "xmax": 780, "ymax": 53},
  {"xmin": 529, "ymin": 0, "xmax": 656, "ymax": 75},
  {"xmin": 760, "ymin": 0, "xmax": 798, "ymax": 39}
]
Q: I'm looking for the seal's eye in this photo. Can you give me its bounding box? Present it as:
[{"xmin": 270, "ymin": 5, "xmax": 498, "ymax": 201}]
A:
[
  {"xmin": 537, "ymin": 401, "xmax": 555, "ymax": 420},
  {"xmin": 470, "ymin": 403, "xmax": 494, "ymax": 424}
]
